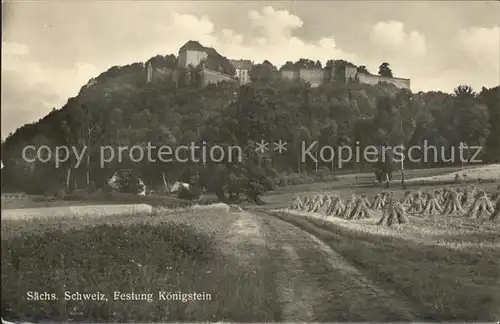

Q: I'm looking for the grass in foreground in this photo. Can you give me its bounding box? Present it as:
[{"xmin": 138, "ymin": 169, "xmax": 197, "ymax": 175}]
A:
[
  {"xmin": 1, "ymin": 209, "xmax": 282, "ymax": 322},
  {"xmin": 269, "ymin": 210, "xmax": 500, "ymax": 321}
]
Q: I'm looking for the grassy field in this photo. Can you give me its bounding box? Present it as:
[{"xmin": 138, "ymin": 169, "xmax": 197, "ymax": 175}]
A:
[
  {"xmin": 1, "ymin": 205, "xmax": 282, "ymax": 322},
  {"xmin": 268, "ymin": 181, "xmax": 500, "ymax": 321},
  {"xmin": 1, "ymin": 192, "xmax": 191, "ymax": 210}
]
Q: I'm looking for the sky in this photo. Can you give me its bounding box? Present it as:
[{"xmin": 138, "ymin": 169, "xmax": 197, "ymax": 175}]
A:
[{"xmin": 1, "ymin": 1, "xmax": 499, "ymax": 139}]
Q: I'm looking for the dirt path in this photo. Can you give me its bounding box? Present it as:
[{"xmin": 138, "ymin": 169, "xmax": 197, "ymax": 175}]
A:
[
  {"xmin": 219, "ymin": 208, "xmax": 416, "ymax": 321},
  {"xmin": 164, "ymin": 206, "xmax": 416, "ymax": 320}
]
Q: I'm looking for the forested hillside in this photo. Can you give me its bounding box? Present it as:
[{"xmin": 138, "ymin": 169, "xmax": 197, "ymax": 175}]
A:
[{"xmin": 1, "ymin": 54, "xmax": 499, "ymax": 196}]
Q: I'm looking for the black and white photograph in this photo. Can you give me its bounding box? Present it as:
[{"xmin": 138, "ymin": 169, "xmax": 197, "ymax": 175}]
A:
[{"xmin": 1, "ymin": 0, "xmax": 499, "ymax": 322}]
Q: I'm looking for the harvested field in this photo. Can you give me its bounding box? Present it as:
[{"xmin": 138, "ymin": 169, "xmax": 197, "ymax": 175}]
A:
[
  {"xmin": 268, "ymin": 182, "xmax": 500, "ymax": 321},
  {"xmin": 1, "ymin": 193, "xmax": 191, "ymax": 210},
  {"xmin": 1, "ymin": 204, "xmax": 153, "ymax": 220}
]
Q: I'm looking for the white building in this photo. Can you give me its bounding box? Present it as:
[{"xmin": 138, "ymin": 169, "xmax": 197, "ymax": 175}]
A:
[
  {"xmin": 229, "ymin": 59, "xmax": 253, "ymax": 84},
  {"xmin": 178, "ymin": 40, "xmax": 208, "ymax": 68}
]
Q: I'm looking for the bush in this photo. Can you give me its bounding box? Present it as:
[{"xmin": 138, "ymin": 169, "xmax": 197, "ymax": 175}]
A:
[
  {"xmin": 261, "ymin": 176, "xmax": 276, "ymax": 191},
  {"xmin": 55, "ymin": 189, "xmax": 67, "ymax": 199},
  {"xmin": 312, "ymin": 167, "xmax": 332, "ymax": 181},
  {"xmin": 276, "ymin": 175, "xmax": 287, "ymax": 187},
  {"xmin": 103, "ymin": 183, "xmax": 115, "ymax": 193},
  {"xmin": 177, "ymin": 185, "xmax": 201, "ymax": 201},
  {"xmin": 283, "ymin": 174, "xmax": 303, "ymax": 185},
  {"xmin": 115, "ymin": 173, "xmax": 143, "ymax": 194}
]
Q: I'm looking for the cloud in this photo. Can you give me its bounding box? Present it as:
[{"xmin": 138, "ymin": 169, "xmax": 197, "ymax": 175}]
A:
[
  {"xmin": 457, "ymin": 26, "xmax": 500, "ymax": 69},
  {"xmin": 248, "ymin": 6, "xmax": 303, "ymax": 40},
  {"xmin": 140, "ymin": 7, "xmax": 356, "ymax": 67},
  {"xmin": 2, "ymin": 41, "xmax": 100, "ymax": 137},
  {"xmin": 369, "ymin": 21, "xmax": 427, "ymax": 58},
  {"xmin": 416, "ymin": 26, "xmax": 500, "ymax": 93},
  {"xmin": 2, "ymin": 41, "xmax": 30, "ymax": 56},
  {"xmin": 210, "ymin": 6, "xmax": 357, "ymax": 66}
]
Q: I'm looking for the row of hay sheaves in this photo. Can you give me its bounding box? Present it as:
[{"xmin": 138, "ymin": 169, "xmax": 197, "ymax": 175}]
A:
[{"xmin": 289, "ymin": 186, "xmax": 500, "ymax": 227}]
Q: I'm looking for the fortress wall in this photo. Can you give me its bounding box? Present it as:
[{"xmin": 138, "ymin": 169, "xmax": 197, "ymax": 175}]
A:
[
  {"xmin": 299, "ymin": 68, "xmax": 324, "ymax": 87},
  {"xmin": 281, "ymin": 69, "xmax": 298, "ymax": 81},
  {"xmin": 357, "ymin": 73, "xmax": 410, "ymax": 90},
  {"xmin": 345, "ymin": 66, "xmax": 358, "ymax": 81},
  {"xmin": 200, "ymin": 69, "xmax": 236, "ymax": 87},
  {"xmin": 322, "ymin": 68, "xmax": 334, "ymax": 83}
]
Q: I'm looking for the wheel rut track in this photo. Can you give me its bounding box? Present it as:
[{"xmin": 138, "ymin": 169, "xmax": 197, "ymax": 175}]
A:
[{"xmin": 252, "ymin": 208, "xmax": 417, "ymax": 321}]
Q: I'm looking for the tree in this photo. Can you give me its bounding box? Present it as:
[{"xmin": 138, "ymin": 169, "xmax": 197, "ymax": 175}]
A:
[
  {"xmin": 280, "ymin": 61, "xmax": 295, "ymax": 71},
  {"xmin": 372, "ymin": 96, "xmax": 404, "ymax": 186},
  {"xmin": 318, "ymin": 121, "xmax": 339, "ymax": 171},
  {"xmin": 454, "ymin": 85, "xmax": 490, "ymax": 158},
  {"xmin": 249, "ymin": 61, "xmax": 278, "ymax": 82},
  {"xmin": 293, "ymin": 58, "xmax": 316, "ymax": 69},
  {"xmin": 357, "ymin": 65, "xmax": 369, "ymax": 74},
  {"xmin": 453, "ymin": 85, "xmax": 476, "ymax": 100},
  {"xmin": 479, "ymin": 86, "xmax": 500, "ymax": 162},
  {"xmin": 114, "ymin": 171, "xmax": 144, "ymax": 194},
  {"xmin": 378, "ymin": 62, "xmax": 393, "ymax": 77}
]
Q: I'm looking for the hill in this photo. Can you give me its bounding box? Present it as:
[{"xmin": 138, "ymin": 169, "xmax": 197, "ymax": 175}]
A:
[{"xmin": 1, "ymin": 52, "xmax": 499, "ymax": 197}]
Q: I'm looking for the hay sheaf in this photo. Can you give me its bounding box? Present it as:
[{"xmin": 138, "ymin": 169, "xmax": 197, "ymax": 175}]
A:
[
  {"xmin": 420, "ymin": 192, "xmax": 443, "ymax": 215},
  {"xmin": 401, "ymin": 191, "xmax": 413, "ymax": 206},
  {"xmin": 442, "ymin": 189, "xmax": 465, "ymax": 216},
  {"xmin": 327, "ymin": 197, "xmax": 345, "ymax": 217},
  {"xmin": 490, "ymin": 198, "xmax": 500, "ymax": 220},
  {"xmin": 377, "ymin": 195, "xmax": 408, "ymax": 227},
  {"xmin": 341, "ymin": 195, "xmax": 357, "ymax": 218},
  {"xmin": 468, "ymin": 191, "xmax": 495, "ymax": 219},
  {"xmin": 346, "ymin": 196, "xmax": 372, "ymax": 220},
  {"xmin": 290, "ymin": 196, "xmax": 304, "ymax": 210},
  {"xmin": 310, "ymin": 194, "xmax": 328, "ymax": 213},
  {"xmin": 316, "ymin": 195, "xmax": 335, "ymax": 214},
  {"xmin": 372, "ymin": 192, "xmax": 388, "ymax": 210}
]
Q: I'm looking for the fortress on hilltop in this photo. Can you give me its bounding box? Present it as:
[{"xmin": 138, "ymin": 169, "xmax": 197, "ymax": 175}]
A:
[
  {"xmin": 280, "ymin": 61, "xmax": 410, "ymax": 89},
  {"xmin": 145, "ymin": 40, "xmax": 410, "ymax": 90}
]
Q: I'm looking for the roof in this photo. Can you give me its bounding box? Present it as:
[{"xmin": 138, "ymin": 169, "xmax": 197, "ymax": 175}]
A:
[
  {"xmin": 204, "ymin": 47, "xmax": 219, "ymax": 57},
  {"xmin": 229, "ymin": 59, "xmax": 253, "ymax": 70},
  {"xmin": 178, "ymin": 42, "xmax": 225, "ymax": 60},
  {"xmin": 179, "ymin": 40, "xmax": 206, "ymax": 52}
]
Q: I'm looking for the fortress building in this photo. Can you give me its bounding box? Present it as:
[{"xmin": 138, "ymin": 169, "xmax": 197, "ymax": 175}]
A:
[
  {"xmin": 280, "ymin": 61, "xmax": 410, "ymax": 90},
  {"xmin": 229, "ymin": 59, "xmax": 253, "ymax": 85},
  {"xmin": 177, "ymin": 41, "xmax": 237, "ymax": 87},
  {"xmin": 178, "ymin": 41, "xmax": 209, "ymax": 69},
  {"xmin": 147, "ymin": 40, "xmax": 410, "ymax": 90}
]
